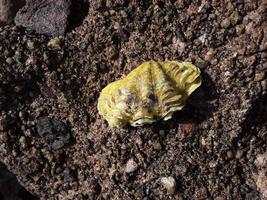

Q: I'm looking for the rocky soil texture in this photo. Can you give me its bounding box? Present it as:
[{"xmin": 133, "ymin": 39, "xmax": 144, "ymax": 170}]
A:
[{"xmin": 0, "ymin": 0, "xmax": 266, "ymax": 199}]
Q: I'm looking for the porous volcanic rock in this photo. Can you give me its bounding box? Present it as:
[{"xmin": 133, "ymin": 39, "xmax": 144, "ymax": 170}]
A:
[
  {"xmin": 14, "ymin": 0, "xmax": 72, "ymax": 36},
  {"xmin": 36, "ymin": 117, "xmax": 71, "ymax": 150}
]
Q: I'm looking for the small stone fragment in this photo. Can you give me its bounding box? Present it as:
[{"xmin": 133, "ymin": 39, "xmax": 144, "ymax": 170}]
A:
[
  {"xmin": 161, "ymin": 176, "xmax": 177, "ymax": 194},
  {"xmin": 27, "ymin": 40, "xmax": 35, "ymax": 50},
  {"xmin": 36, "ymin": 117, "xmax": 71, "ymax": 150},
  {"xmin": 19, "ymin": 136, "xmax": 27, "ymax": 149},
  {"xmin": 14, "ymin": 0, "xmax": 72, "ymax": 36},
  {"xmin": 261, "ymin": 80, "xmax": 267, "ymax": 92},
  {"xmin": 230, "ymin": 11, "xmax": 241, "ymax": 26},
  {"xmin": 125, "ymin": 158, "xmax": 138, "ymax": 173},
  {"xmin": 14, "ymin": 51, "xmax": 22, "ymax": 62},
  {"xmin": 204, "ymin": 49, "xmax": 214, "ymax": 62},
  {"xmin": 48, "ymin": 38, "xmax": 61, "ymax": 49},
  {"xmin": 43, "ymin": 52, "xmax": 50, "ymax": 63},
  {"xmin": 255, "ymin": 71, "xmax": 265, "ymax": 82},
  {"xmin": 226, "ymin": 150, "xmax": 233, "ymax": 159},
  {"xmin": 197, "ymin": 34, "xmax": 207, "ymax": 43},
  {"xmin": 5, "ymin": 57, "xmax": 14, "ymax": 65},
  {"xmin": 221, "ymin": 18, "xmax": 231, "ymax": 29},
  {"xmin": 195, "ymin": 57, "xmax": 209, "ymax": 69}
]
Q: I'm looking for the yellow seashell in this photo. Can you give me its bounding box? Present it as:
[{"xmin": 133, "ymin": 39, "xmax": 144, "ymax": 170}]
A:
[{"xmin": 97, "ymin": 61, "xmax": 202, "ymax": 128}]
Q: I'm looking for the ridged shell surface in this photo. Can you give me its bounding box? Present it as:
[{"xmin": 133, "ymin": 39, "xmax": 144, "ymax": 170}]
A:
[{"xmin": 97, "ymin": 61, "xmax": 202, "ymax": 127}]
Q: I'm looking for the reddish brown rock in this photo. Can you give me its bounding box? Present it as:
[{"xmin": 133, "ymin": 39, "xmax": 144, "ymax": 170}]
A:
[{"xmin": 14, "ymin": 0, "xmax": 72, "ymax": 36}]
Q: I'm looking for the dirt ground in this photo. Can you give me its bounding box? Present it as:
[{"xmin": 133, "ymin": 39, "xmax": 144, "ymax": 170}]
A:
[{"xmin": 0, "ymin": 0, "xmax": 266, "ymax": 199}]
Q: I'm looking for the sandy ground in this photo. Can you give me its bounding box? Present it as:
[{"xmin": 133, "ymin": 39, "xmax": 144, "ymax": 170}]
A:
[{"xmin": 0, "ymin": 0, "xmax": 266, "ymax": 199}]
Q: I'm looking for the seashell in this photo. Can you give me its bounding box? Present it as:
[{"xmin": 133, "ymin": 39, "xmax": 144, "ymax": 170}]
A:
[{"xmin": 97, "ymin": 60, "xmax": 202, "ymax": 128}]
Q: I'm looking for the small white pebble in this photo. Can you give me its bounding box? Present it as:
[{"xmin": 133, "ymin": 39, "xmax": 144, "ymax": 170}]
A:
[
  {"xmin": 224, "ymin": 71, "xmax": 231, "ymax": 77},
  {"xmin": 178, "ymin": 41, "xmax": 185, "ymax": 52},
  {"xmin": 6, "ymin": 57, "xmax": 14, "ymax": 65},
  {"xmin": 198, "ymin": 34, "xmax": 207, "ymax": 43},
  {"xmin": 161, "ymin": 176, "xmax": 176, "ymax": 194},
  {"xmin": 125, "ymin": 158, "xmax": 138, "ymax": 173}
]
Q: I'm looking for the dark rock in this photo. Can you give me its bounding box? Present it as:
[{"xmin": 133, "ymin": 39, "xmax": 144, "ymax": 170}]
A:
[
  {"xmin": 0, "ymin": 0, "xmax": 25, "ymax": 26},
  {"xmin": 0, "ymin": 162, "xmax": 37, "ymax": 199},
  {"xmin": 36, "ymin": 117, "xmax": 71, "ymax": 150},
  {"xmin": 14, "ymin": 0, "xmax": 72, "ymax": 37},
  {"xmin": 0, "ymin": 114, "xmax": 16, "ymax": 131},
  {"xmin": 246, "ymin": 190, "xmax": 260, "ymax": 200}
]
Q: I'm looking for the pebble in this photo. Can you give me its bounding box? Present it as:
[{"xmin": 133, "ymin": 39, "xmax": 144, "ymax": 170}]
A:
[
  {"xmin": 19, "ymin": 136, "xmax": 27, "ymax": 149},
  {"xmin": 261, "ymin": 80, "xmax": 267, "ymax": 92},
  {"xmin": 230, "ymin": 11, "xmax": 241, "ymax": 26},
  {"xmin": 210, "ymin": 58, "xmax": 219, "ymax": 65},
  {"xmin": 125, "ymin": 158, "xmax": 138, "ymax": 173},
  {"xmin": 12, "ymin": 149, "xmax": 18, "ymax": 157},
  {"xmin": 197, "ymin": 34, "xmax": 207, "ymax": 43},
  {"xmin": 254, "ymin": 71, "xmax": 265, "ymax": 82},
  {"xmin": 24, "ymin": 129, "xmax": 32, "ymax": 137},
  {"xmin": 235, "ymin": 150, "xmax": 243, "ymax": 159},
  {"xmin": 159, "ymin": 129, "xmax": 166, "ymax": 137},
  {"xmin": 221, "ymin": 18, "xmax": 231, "ymax": 29},
  {"xmin": 27, "ymin": 40, "xmax": 35, "ymax": 50},
  {"xmin": 195, "ymin": 57, "xmax": 209, "ymax": 68},
  {"xmin": 48, "ymin": 38, "xmax": 61, "ymax": 49},
  {"xmin": 152, "ymin": 142, "xmax": 162, "ymax": 150},
  {"xmin": 161, "ymin": 176, "xmax": 176, "ymax": 194},
  {"xmin": 14, "ymin": 50, "xmax": 22, "ymax": 61},
  {"xmin": 6, "ymin": 57, "xmax": 14, "ymax": 64},
  {"xmin": 209, "ymin": 160, "xmax": 217, "ymax": 168},
  {"xmin": 36, "ymin": 117, "xmax": 71, "ymax": 150},
  {"xmin": 43, "ymin": 52, "xmax": 49, "ymax": 63},
  {"xmin": 226, "ymin": 150, "xmax": 233, "ymax": 159},
  {"xmin": 19, "ymin": 111, "xmax": 25, "ymax": 119},
  {"xmin": 204, "ymin": 49, "xmax": 214, "ymax": 62}
]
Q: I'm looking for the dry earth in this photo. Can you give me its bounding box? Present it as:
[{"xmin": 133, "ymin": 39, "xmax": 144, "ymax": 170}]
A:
[{"xmin": 0, "ymin": 0, "xmax": 266, "ymax": 199}]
